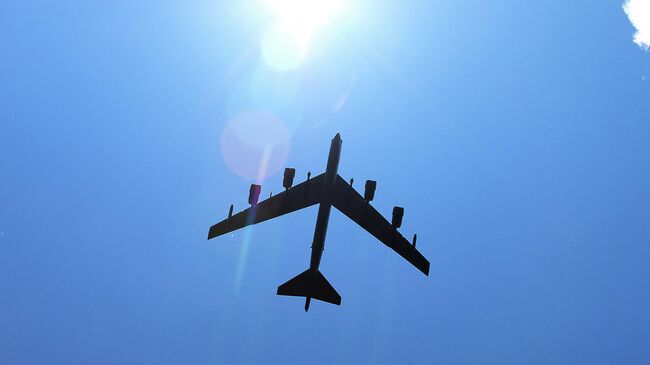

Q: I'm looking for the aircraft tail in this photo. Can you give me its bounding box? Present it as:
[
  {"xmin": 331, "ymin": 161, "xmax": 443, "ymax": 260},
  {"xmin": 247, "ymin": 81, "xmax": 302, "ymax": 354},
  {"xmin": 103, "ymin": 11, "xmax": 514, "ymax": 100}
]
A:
[{"xmin": 277, "ymin": 269, "xmax": 341, "ymax": 311}]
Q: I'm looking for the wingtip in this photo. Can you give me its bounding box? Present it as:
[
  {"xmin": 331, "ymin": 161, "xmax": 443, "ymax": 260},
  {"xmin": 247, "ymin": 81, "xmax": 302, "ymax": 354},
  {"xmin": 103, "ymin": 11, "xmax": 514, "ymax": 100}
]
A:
[
  {"xmin": 423, "ymin": 261, "xmax": 430, "ymax": 276},
  {"xmin": 207, "ymin": 226, "xmax": 219, "ymax": 240}
]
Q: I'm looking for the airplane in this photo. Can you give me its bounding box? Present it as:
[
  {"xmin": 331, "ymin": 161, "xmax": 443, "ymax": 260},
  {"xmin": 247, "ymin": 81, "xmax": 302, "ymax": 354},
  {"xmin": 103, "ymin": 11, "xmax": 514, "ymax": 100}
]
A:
[{"xmin": 207, "ymin": 133, "xmax": 430, "ymax": 311}]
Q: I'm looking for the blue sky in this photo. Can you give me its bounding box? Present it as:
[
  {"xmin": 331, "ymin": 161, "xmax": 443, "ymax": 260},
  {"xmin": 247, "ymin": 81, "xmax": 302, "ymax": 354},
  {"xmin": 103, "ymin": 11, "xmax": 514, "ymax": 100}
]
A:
[{"xmin": 1, "ymin": 0, "xmax": 649, "ymax": 364}]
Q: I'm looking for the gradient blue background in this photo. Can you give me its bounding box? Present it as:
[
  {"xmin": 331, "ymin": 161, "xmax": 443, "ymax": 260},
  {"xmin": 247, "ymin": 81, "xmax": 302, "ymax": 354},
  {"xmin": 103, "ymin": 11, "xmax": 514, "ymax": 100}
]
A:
[{"xmin": 1, "ymin": 1, "xmax": 649, "ymax": 364}]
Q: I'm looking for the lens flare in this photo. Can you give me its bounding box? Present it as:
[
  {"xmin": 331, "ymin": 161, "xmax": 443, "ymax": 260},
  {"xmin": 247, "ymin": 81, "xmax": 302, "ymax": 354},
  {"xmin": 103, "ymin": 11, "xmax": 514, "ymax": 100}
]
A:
[
  {"xmin": 260, "ymin": 25, "xmax": 309, "ymax": 72},
  {"xmin": 220, "ymin": 111, "xmax": 291, "ymax": 180}
]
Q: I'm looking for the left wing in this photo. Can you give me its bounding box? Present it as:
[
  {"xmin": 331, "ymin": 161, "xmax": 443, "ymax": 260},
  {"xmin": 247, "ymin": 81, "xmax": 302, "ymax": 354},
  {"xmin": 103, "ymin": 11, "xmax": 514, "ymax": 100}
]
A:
[
  {"xmin": 332, "ymin": 175, "xmax": 430, "ymax": 275},
  {"xmin": 208, "ymin": 173, "xmax": 325, "ymax": 239}
]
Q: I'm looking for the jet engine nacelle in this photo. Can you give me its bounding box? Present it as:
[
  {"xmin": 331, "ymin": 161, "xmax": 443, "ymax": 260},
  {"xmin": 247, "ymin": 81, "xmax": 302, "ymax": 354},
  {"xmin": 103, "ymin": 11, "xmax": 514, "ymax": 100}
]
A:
[
  {"xmin": 249, "ymin": 184, "xmax": 261, "ymax": 205},
  {"xmin": 364, "ymin": 180, "xmax": 376, "ymax": 202},
  {"xmin": 392, "ymin": 206, "xmax": 404, "ymax": 228},
  {"xmin": 283, "ymin": 168, "xmax": 296, "ymax": 190}
]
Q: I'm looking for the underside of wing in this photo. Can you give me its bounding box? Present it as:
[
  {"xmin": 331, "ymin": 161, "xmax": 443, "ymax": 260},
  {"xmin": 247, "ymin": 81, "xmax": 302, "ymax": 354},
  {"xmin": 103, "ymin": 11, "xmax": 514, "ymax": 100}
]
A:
[
  {"xmin": 331, "ymin": 175, "xmax": 430, "ymax": 275},
  {"xmin": 207, "ymin": 173, "xmax": 325, "ymax": 239}
]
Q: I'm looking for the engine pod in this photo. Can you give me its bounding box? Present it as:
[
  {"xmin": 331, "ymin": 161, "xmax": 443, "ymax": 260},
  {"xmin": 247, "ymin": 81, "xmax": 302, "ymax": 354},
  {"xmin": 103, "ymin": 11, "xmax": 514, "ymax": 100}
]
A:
[
  {"xmin": 283, "ymin": 168, "xmax": 296, "ymax": 190},
  {"xmin": 364, "ymin": 180, "xmax": 376, "ymax": 202},
  {"xmin": 249, "ymin": 184, "xmax": 261, "ymax": 205},
  {"xmin": 392, "ymin": 206, "xmax": 404, "ymax": 228}
]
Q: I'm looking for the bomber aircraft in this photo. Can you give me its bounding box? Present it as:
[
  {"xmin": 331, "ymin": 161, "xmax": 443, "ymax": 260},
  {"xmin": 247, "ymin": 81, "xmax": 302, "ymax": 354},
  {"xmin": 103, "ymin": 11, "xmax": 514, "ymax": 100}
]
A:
[{"xmin": 208, "ymin": 133, "xmax": 430, "ymax": 311}]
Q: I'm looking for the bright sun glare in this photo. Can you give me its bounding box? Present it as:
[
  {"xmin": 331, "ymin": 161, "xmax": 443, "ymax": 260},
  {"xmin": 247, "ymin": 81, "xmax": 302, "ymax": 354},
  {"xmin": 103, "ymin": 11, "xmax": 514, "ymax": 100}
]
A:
[
  {"xmin": 265, "ymin": 0, "xmax": 345, "ymax": 40},
  {"xmin": 261, "ymin": 0, "xmax": 345, "ymax": 72}
]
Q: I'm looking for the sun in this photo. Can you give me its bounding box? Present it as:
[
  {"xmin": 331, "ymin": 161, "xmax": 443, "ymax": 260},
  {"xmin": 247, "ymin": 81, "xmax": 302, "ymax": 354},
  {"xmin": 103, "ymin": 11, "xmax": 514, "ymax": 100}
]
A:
[
  {"xmin": 261, "ymin": 0, "xmax": 346, "ymax": 72},
  {"xmin": 264, "ymin": 0, "xmax": 345, "ymax": 41}
]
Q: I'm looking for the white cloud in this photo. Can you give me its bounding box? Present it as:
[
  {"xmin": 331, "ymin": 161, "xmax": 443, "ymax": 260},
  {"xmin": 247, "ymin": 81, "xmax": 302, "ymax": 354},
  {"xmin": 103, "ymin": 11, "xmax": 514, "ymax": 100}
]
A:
[{"xmin": 623, "ymin": 0, "xmax": 650, "ymax": 49}]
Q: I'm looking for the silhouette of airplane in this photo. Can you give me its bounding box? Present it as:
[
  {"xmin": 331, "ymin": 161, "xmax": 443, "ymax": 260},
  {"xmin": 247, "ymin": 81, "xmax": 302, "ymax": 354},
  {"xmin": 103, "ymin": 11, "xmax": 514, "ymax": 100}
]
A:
[{"xmin": 208, "ymin": 133, "xmax": 430, "ymax": 311}]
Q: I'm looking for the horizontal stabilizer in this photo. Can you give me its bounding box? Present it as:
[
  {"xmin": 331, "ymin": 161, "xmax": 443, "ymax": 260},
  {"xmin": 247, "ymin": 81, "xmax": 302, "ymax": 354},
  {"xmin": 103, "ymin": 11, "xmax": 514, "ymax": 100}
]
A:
[
  {"xmin": 277, "ymin": 269, "xmax": 310, "ymax": 297},
  {"xmin": 277, "ymin": 269, "xmax": 341, "ymax": 306}
]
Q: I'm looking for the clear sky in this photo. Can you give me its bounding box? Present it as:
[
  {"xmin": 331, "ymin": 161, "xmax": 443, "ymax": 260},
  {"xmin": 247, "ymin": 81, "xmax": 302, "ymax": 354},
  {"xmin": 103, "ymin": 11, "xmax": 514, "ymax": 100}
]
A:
[{"xmin": 1, "ymin": 0, "xmax": 649, "ymax": 364}]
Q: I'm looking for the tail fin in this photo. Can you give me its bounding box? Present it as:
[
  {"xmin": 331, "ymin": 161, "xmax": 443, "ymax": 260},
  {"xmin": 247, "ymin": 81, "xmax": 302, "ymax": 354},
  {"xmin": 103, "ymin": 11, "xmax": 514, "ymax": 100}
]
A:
[{"xmin": 277, "ymin": 269, "xmax": 341, "ymax": 310}]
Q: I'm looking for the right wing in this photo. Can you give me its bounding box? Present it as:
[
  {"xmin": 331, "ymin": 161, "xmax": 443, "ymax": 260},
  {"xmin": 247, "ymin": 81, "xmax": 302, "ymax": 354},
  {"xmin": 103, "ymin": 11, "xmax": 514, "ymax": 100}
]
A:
[
  {"xmin": 332, "ymin": 175, "xmax": 430, "ymax": 275},
  {"xmin": 208, "ymin": 173, "xmax": 325, "ymax": 239}
]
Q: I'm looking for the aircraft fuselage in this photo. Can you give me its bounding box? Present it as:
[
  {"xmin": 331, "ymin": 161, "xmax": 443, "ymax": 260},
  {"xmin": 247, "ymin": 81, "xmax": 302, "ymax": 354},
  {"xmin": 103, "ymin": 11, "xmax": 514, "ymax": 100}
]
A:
[{"xmin": 305, "ymin": 133, "xmax": 342, "ymax": 309}]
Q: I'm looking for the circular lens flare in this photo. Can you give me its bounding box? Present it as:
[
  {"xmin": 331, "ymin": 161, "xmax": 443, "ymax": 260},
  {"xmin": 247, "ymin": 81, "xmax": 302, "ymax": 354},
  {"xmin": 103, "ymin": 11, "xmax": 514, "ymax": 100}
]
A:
[
  {"xmin": 260, "ymin": 25, "xmax": 309, "ymax": 72},
  {"xmin": 221, "ymin": 111, "xmax": 291, "ymax": 180}
]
